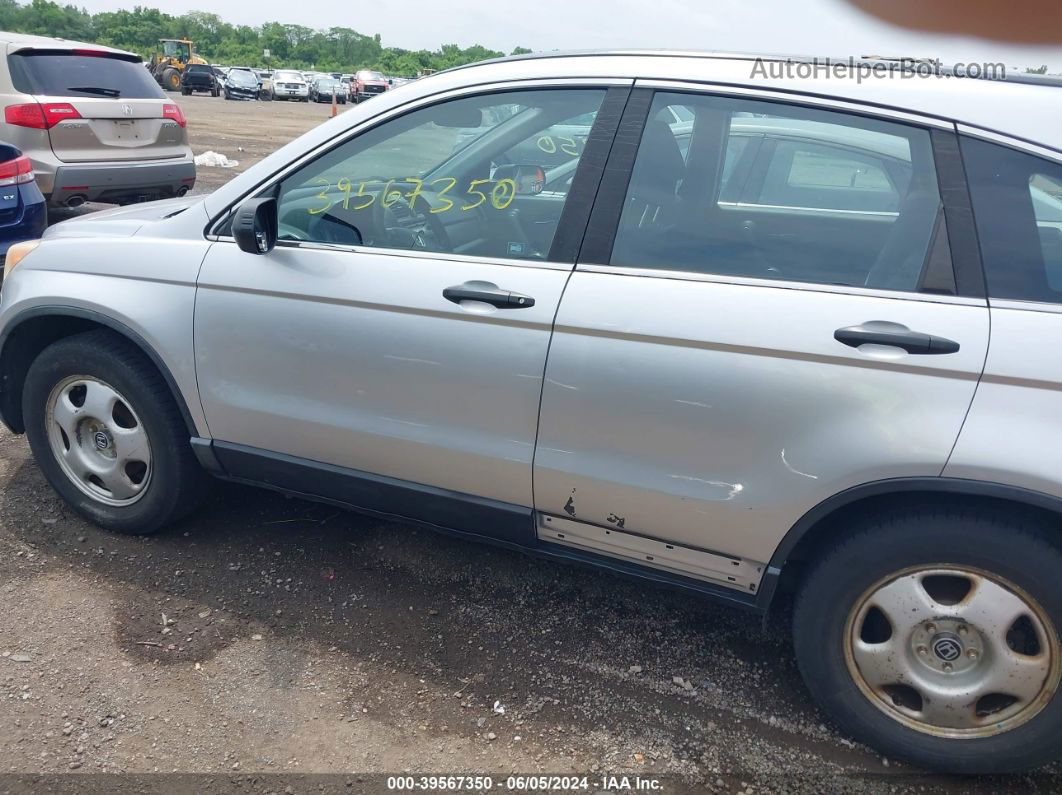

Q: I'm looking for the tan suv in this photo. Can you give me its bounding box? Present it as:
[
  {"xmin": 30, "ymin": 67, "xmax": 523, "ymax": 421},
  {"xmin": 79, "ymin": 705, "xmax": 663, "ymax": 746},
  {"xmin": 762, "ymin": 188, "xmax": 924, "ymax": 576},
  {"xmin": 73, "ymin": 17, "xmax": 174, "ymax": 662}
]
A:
[{"xmin": 0, "ymin": 32, "xmax": 195, "ymax": 207}]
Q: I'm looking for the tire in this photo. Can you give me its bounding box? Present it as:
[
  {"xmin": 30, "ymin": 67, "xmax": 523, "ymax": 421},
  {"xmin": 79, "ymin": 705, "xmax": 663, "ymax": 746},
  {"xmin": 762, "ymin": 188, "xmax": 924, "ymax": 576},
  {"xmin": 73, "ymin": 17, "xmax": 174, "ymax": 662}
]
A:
[
  {"xmin": 793, "ymin": 509, "xmax": 1062, "ymax": 773},
  {"xmin": 162, "ymin": 67, "xmax": 181, "ymax": 92},
  {"xmin": 181, "ymin": 87, "xmax": 190, "ymax": 96},
  {"xmin": 211, "ymin": 88, "xmax": 219, "ymax": 98},
  {"xmin": 22, "ymin": 329, "xmax": 208, "ymax": 535}
]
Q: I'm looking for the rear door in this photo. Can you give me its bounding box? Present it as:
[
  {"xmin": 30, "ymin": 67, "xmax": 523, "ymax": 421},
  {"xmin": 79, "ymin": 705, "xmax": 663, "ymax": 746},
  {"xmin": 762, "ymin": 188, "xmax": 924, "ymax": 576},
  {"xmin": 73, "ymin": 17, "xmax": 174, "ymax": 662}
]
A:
[
  {"xmin": 7, "ymin": 47, "xmax": 186, "ymax": 162},
  {"xmin": 533, "ymin": 87, "xmax": 989, "ymax": 593}
]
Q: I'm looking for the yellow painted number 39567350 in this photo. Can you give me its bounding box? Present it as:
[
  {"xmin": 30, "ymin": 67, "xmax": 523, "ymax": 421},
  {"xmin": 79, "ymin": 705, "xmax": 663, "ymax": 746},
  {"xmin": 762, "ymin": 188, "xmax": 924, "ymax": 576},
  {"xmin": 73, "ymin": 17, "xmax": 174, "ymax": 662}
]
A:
[{"xmin": 307, "ymin": 177, "xmax": 518, "ymax": 216}]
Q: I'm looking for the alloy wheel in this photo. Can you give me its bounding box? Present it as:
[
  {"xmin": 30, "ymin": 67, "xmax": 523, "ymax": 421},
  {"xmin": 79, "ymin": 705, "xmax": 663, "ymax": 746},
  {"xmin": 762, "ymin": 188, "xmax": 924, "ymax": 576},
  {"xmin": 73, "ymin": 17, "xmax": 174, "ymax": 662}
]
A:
[
  {"xmin": 844, "ymin": 565, "xmax": 1060, "ymax": 737},
  {"xmin": 45, "ymin": 375, "xmax": 153, "ymax": 506}
]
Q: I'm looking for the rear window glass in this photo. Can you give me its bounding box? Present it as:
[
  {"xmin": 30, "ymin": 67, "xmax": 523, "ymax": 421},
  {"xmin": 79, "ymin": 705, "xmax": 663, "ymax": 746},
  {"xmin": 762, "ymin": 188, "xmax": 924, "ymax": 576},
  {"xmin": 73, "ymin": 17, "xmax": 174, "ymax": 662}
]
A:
[
  {"xmin": 186, "ymin": 64, "xmax": 212, "ymax": 73},
  {"xmin": 8, "ymin": 50, "xmax": 164, "ymax": 99}
]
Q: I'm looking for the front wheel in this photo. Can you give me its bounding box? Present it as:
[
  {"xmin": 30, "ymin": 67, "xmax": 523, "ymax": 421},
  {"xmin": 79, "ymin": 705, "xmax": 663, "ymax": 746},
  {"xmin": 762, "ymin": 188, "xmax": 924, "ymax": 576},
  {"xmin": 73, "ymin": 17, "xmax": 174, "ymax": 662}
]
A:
[
  {"xmin": 794, "ymin": 509, "xmax": 1062, "ymax": 773},
  {"xmin": 162, "ymin": 67, "xmax": 181, "ymax": 92},
  {"xmin": 22, "ymin": 330, "xmax": 208, "ymax": 534}
]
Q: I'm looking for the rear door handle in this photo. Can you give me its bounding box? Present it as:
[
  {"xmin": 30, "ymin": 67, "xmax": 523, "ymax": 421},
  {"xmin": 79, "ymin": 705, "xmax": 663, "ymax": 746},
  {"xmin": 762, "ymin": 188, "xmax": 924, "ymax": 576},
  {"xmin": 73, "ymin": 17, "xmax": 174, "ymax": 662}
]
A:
[
  {"xmin": 443, "ymin": 282, "xmax": 535, "ymax": 309},
  {"xmin": 834, "ymin": 323, "xmax": 960, "ymax": 354}
]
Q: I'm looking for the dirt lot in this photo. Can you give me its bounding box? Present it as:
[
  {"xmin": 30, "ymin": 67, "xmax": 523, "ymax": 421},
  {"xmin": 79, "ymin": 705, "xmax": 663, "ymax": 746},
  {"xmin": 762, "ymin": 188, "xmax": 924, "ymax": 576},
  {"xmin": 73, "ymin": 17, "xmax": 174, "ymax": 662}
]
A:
[{"xmin": 4, "ymin": 94, "xmax": 1059, "ymax": 794}]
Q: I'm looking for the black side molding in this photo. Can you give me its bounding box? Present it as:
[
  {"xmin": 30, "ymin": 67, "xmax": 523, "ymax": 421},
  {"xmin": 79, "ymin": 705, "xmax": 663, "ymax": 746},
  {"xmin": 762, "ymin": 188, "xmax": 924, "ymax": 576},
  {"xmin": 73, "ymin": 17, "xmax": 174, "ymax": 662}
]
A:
[{"xmin": 211, "ymin": 440, "xmax": 536, "ymax": 547}]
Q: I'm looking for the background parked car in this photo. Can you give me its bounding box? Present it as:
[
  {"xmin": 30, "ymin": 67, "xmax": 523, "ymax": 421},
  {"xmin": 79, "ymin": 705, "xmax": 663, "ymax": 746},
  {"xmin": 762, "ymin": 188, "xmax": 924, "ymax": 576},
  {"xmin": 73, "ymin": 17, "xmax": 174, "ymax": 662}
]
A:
[
  {"xmin": 0, "ymin": 141, "xmax": 45, "ymax": 268},
  {"xmin": 271, "ymin": 69, "xmax": 309, "ymax": 102},
  {"xmin": 222, "ymin": 67, "xmax": 259, "ymax": 101},
  {"xmin": 0, "ymin": 32, "xmax": 195, "ymax": 207},
  {"xmin": 180, "ymin": 63, "xmax": 219, "ymax": 97},
  {"xmin": 310, "ymin": 77, "xmax": 347, "ymax": 104},
  {"xmin": 352, "ymin": 69, "xmax": 389, "ymax": 102}
]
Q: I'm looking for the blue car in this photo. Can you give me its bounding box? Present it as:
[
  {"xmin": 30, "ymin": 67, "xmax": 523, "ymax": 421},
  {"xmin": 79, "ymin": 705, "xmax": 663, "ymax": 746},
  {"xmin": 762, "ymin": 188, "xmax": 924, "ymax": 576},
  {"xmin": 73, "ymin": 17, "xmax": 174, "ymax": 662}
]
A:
[{"xmin": 0, "ymin": 142, "xmax": 46, "ymax": 263}]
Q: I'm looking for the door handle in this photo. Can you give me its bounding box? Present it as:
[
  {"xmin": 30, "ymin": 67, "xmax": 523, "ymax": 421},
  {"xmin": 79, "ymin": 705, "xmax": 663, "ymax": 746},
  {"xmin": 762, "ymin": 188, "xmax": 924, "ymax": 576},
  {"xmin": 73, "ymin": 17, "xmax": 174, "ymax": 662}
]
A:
[
  {"xmin": 834, "ymin": 322, "xmax": 960, "ymax": 355},
  {"xmin": 443, "ymin": 282, "xmax": 535, "ymax": 309}
]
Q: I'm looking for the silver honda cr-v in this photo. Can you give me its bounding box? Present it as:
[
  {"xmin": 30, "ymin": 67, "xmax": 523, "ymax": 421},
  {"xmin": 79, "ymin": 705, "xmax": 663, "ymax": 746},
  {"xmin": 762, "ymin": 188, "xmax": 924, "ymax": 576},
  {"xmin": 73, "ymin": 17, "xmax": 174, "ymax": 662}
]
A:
[{"xmin": 1, "ymin": 51, "xmax": 1061, "ymax": 773}]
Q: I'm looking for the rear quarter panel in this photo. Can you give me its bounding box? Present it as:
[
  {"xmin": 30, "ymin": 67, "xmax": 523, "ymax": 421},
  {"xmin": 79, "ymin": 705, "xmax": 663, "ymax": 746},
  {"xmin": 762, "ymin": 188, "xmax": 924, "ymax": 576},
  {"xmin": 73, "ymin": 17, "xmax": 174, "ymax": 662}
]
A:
[{"xmin": 945, "ymin": 304, "xmax": 1062, "ymax": 497}]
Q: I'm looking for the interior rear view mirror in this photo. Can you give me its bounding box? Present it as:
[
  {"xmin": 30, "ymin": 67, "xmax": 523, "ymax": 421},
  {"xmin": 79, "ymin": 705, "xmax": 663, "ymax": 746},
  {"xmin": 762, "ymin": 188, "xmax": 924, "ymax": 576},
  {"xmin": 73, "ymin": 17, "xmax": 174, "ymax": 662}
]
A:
[
  {"xmin": 493, "ymin": 164, "xmax": 546, "ymax": 195},
  {"xmin": 233, "ymin": 197, "xmax": 278, "ymax": 255},
  {"xmin": 430, "ymin": 105, "xmax": 484, "ymax": 128}
]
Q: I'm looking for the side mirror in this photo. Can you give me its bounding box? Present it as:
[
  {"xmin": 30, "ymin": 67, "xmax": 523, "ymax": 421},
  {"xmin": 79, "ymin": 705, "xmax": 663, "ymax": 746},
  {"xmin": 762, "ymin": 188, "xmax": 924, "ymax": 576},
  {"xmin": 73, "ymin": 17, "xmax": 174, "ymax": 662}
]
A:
[{"xmin": 232, "ymin": 197, "xmax": 277, "ymax": 254}]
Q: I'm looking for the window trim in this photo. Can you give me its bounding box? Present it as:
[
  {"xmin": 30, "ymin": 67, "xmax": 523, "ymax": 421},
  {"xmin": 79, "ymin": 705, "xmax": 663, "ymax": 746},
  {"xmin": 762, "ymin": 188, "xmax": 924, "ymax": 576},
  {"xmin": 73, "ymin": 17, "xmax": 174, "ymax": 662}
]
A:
[
  {"xmin": 270, "ymin": 239, "xmax": 577, "ymax": 272},
  {"xmin": 634, "ymin": 78, "xmax": 956, "ymax": 130},
  {"xmin": 205, "ymin": 77, "xmax": 632, "ymax": 241},
  {"xmin": 578, "ymin": 82, "xmax": 976, "ymax": 301},
  {"xmin": 574, "ymin": 261, "xmax": 984, "ymax": 306}
]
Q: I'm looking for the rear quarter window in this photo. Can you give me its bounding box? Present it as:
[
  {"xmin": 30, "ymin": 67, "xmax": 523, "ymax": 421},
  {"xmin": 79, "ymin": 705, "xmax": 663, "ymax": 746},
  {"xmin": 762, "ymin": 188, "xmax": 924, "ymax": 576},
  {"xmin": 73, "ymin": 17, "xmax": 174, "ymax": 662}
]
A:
[
  {"xmin": 8, "ymin": 50, "xmax": 165, "ymax": 100},
  {"xmin": 961, "ymin": 136, "xmax": 1062, "ymax": 303}
]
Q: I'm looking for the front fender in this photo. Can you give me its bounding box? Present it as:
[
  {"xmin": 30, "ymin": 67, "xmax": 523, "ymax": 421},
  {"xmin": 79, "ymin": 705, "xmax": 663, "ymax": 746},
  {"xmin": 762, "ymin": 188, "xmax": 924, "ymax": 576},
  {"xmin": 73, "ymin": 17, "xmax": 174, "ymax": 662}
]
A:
[{"xmin": 0, "ymin": 236, "xmax": 211, "ymax": 436}]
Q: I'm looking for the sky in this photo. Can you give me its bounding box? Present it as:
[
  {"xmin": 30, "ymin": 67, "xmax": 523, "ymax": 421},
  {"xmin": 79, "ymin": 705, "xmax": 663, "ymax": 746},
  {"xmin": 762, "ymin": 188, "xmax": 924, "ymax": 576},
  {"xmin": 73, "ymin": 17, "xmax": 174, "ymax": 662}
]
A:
[{"xmin": 74, "ymin": 0, "xmax": 1062, "ymax": 72}]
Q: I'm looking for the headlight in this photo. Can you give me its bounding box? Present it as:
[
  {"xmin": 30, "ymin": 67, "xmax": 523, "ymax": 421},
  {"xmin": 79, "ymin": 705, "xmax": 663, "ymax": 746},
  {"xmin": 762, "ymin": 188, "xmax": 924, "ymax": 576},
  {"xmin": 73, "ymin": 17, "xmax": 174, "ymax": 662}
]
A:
[{"xmin": 3, "ymin": 239, "xmax": 41, "ymax": 279}]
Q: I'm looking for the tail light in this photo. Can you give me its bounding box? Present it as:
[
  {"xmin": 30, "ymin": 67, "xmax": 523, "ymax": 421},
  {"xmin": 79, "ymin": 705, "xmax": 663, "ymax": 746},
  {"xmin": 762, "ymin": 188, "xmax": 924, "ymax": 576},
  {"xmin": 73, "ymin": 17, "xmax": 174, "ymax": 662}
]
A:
[
  {"xmin": 4, "ymin": 102, "xmax": 82, "ymax": 130},
  {"xmin": 162, "ymin": 103, "xmax": 186, "ymax": 128},
  {"xmin": 0, "ymin": 154, "xmax": 34, "ymax": 186}
]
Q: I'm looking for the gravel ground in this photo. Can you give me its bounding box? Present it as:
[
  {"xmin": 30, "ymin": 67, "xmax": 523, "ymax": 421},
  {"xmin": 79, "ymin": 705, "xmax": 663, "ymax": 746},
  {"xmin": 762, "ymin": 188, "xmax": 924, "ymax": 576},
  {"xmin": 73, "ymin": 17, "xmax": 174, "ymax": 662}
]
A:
[{"xmin": 4, "ymin": 94, "xmax": 1060, "ymax": 794}]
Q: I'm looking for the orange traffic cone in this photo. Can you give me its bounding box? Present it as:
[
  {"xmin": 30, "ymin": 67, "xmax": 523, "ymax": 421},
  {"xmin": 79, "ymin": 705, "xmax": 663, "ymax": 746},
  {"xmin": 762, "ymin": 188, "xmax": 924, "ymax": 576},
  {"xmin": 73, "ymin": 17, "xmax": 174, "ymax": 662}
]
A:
[{"xmin": 330, "ymin": 89, "xmax": 338, "ymax": 118}]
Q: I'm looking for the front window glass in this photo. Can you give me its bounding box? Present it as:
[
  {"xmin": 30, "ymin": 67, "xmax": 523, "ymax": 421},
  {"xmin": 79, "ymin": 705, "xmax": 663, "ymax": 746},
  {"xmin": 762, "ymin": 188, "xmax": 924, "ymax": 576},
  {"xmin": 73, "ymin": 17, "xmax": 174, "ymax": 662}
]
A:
[
  {"xmin": 228, "ymin": 70, "xmax": 256, "ymax": 86},
  {"xmin": 275, "ymin": 88, "xmax": 606, "ymax": 261}
]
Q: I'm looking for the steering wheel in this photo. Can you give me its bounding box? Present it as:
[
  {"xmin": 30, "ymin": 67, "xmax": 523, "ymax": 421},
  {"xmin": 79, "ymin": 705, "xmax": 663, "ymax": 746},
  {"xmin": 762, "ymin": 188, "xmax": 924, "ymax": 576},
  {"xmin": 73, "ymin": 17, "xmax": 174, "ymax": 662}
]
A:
[{"xmin": 369, "ymin": 185, "xmax": 451, "ymax": 251}]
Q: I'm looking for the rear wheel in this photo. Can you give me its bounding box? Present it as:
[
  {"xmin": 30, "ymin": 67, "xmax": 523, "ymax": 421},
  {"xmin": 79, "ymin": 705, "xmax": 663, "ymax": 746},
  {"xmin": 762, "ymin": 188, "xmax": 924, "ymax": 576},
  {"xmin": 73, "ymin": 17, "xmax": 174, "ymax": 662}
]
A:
[
  {"xmin": 794, "ymin": 510, "xmax": 1062, "ymax": 772},
  {"xmin": 181, "ymin": 86, "xmax": 190, "ymax": 96},
  {"xmin": 22, "ymin": 330, "xmax": 208, "ymax": 534}
]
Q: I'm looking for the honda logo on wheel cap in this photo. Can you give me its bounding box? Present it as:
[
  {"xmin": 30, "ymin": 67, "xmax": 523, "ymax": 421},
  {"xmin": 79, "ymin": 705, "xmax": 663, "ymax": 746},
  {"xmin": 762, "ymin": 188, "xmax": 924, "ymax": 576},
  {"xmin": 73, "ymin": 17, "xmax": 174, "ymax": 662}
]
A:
[{"xmin": 932, "ymin": 636, "xmax": 963, "ymax": 662}]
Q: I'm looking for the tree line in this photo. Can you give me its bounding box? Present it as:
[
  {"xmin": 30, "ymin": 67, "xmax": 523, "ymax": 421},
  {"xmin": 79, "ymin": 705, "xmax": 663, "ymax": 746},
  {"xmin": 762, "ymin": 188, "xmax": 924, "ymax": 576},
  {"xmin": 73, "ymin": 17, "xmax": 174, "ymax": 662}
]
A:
[{"xmin": 0, "ymin": 0, "xmax": 532, "ymax": 75}]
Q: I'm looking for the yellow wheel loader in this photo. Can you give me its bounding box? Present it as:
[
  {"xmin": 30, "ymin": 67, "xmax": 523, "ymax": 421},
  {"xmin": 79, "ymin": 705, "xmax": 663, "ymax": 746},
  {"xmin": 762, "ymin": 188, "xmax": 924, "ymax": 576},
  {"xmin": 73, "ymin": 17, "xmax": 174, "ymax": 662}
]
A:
[{"xmin": 149, "ymin": 39, "xmax": 207, "ymax": 92}]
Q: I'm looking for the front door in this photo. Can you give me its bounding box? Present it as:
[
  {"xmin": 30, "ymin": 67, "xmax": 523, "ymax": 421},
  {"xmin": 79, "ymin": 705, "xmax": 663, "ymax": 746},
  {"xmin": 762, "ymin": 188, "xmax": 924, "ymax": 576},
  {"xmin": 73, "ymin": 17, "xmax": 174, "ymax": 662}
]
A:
[{"xmin": 194, "ymin": 85, "xmax": 617, "ymax": 537}]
